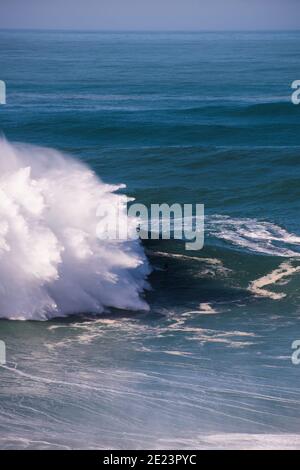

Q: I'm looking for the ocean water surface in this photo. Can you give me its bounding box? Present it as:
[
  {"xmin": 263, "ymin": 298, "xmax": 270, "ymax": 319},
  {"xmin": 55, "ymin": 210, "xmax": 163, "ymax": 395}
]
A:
[{"xmin": 0, "ymin": 31, "xmax": 300, "ymax": 449}]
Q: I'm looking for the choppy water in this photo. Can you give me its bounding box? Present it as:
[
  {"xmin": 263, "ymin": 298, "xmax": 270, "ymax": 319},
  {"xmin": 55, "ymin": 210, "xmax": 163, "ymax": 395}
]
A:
[{"xmin": 0, "ymin": 31, "xmax": 300, "ymax": 449}]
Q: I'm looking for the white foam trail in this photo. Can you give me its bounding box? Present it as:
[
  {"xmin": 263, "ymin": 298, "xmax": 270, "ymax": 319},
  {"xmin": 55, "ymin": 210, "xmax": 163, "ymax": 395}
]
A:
[
  {"xmin": 0, "ymin": 139, "xmax": 150, "ymax": 320},
  {"xmin": 145, "ymin": 249, "xmax": 222, "ymax": 265},
  {"xmin": 182, "ymin": 303, "xmax": 218, "ymax": 316},
  {"xmin": 175, "ymin": 433, "xmax": 300, "ymax": 450},
  {"xmin": 249, "ymin": 262, "xmax": 300, "ymax": 300},
  {"xmin": 207, "ymin": 215, "xmax": 300, "ymax": 257},
  {"xmin": 145, "ymin": 249, "xmax": 230, "ymax": 277},
  {"xmin": 149, "ymin": 215, "xmax": 300, "ymax": 258}
]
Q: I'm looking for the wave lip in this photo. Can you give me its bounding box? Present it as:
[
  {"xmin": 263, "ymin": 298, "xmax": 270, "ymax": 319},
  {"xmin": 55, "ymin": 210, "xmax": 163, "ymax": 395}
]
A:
[{"xmin": 0, "ymin": 139, "xmax": 150, "ymax": 320}]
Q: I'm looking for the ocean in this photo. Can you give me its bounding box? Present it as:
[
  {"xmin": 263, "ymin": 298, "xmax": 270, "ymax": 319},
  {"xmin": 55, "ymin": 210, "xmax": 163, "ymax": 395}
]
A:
[{"xmin": 0, "ymin": 30, "xmax": 300, "ymax": 449}]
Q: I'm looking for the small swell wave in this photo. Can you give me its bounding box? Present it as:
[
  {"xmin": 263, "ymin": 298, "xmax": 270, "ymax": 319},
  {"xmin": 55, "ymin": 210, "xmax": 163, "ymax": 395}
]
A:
[
  {"xmin": 237, "ymin": 101, "xmax": 297, "ymax": 117},
  {"xmin": 0, "ymin": 139, "xmax": 150, "ymax": 320}
]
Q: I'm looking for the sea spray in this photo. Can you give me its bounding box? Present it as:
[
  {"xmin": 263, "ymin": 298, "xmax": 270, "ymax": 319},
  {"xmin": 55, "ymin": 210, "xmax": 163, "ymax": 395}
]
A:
[{"xmin": 0, "ymin": 139, "xmax": 150, "ymax": 320}]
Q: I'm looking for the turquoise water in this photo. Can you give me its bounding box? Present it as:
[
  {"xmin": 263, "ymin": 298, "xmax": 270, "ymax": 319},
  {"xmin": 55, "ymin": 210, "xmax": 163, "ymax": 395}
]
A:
[{"xmin": 1, "ymin": 31, "xmax": 300, "ymax": 449}]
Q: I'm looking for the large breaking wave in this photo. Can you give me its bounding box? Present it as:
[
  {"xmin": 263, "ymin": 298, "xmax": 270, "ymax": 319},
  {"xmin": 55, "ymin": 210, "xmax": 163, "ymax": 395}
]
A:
[{"xmin": 0, "ymin": 139, "xmax": 150, "ymax": 320}]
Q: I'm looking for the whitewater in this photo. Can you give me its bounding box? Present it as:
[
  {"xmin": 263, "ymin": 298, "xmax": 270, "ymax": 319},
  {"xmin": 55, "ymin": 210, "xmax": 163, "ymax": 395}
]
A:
[{"xmin": 0, "ymin": 139, "xmax": 150, "ymax": 320}]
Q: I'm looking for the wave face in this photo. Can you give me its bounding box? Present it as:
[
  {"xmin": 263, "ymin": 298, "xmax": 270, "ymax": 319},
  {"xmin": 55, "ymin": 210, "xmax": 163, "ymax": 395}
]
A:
[{"xmin": 0, "ymin": 139, "xmax": 150, "ymax": 320}]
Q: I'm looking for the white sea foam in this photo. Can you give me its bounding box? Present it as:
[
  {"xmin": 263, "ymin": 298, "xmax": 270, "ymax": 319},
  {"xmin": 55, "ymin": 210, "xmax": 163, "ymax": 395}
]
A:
[
  {"xmin": 0, "ymin": 139, "xmax": 150, "ymax": 320},
  {"xmin": 207, "ymin": 215, "xmax": 300, "ymax": 257},
  {"xmin": 149, "ymin": 214, "xmax": 300, "ymax": 258},
  {"xmin": 249, "ymin": 262, "xmax": 300, "ymax": 300}
]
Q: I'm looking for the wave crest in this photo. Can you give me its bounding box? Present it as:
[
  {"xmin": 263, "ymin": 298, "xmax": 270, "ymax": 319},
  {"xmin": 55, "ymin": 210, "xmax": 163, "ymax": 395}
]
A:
[{"xmin": 0, "ymin": 139, "xmax": 150, "ymax": 320}]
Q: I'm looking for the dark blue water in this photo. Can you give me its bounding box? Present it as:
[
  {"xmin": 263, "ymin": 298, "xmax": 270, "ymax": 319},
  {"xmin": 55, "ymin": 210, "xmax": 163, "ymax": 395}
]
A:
[{"xmin": 1, "ymin": 31, "xmax": 300, "ymax": 449}]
